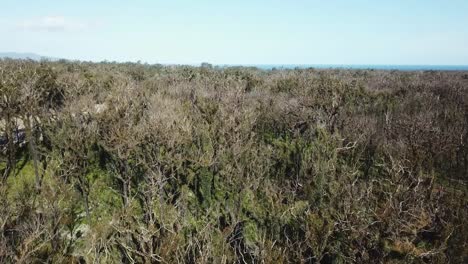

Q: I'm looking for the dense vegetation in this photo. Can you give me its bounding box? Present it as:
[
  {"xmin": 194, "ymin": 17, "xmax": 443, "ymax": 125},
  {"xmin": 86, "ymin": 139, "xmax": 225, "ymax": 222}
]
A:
[{"xmin": 0, "ymin": 59, "xmax": 467, "ymax": 263}]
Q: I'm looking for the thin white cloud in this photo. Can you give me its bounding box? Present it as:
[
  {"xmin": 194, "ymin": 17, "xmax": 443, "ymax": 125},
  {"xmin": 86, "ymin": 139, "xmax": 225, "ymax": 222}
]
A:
[{"xmin": 17, "ymin": 16, "xmax": 90, "ymax": 32}]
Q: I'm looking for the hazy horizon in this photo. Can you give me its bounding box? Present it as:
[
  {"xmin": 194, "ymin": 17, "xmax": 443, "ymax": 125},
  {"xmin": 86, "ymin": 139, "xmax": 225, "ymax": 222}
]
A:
[{"xmin": 2, "ymin": 52, "xmax": 468, "ymax": 71}]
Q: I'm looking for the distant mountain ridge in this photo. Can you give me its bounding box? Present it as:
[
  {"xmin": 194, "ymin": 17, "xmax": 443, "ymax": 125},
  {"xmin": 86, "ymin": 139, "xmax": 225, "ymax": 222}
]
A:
[{"xmin": 0, "ymin": 52, "xmax": 60, "ymax": 61}]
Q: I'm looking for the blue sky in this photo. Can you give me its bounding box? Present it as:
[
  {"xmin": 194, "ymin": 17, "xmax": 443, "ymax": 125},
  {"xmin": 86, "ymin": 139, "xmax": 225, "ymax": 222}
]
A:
[{"xmin": 1, "ymin": 0, "xmax": 468, "ymax": 65}]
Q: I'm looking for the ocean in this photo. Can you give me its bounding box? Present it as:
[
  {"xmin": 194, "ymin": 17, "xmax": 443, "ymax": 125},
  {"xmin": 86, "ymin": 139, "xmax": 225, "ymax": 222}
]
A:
[{"xmin": 219, "ymin": 64, "xmax": 468, "ymax": 71}]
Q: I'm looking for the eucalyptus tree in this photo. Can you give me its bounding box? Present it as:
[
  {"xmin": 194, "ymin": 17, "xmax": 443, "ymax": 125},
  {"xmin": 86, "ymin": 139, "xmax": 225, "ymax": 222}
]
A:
[
  {"xmin": 15, "ymin": 61, "xmax": 63, "ymax": 191},
  {"xmin": 0, "ymin": 61, "xmax": 24, "ymax": 180}
]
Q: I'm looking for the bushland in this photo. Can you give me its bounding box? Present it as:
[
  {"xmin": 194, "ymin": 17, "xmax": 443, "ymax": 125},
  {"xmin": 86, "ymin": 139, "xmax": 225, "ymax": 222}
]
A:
[{"xmin": 1, "ymin": 60, "xmax": 467, "ymax": 263}]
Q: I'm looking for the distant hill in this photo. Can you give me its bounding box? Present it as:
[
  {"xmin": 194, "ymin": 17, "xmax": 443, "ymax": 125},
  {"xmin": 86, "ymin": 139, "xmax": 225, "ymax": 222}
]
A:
[{"xmin": 0, "ymin": 52, "xmax": 60, "ymax": 61}]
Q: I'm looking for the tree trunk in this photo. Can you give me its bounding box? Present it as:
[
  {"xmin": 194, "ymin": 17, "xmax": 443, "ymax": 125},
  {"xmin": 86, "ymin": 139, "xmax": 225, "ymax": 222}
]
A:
[
  {"xmin": 2, "ymin": 112, "xmax": 15, "ymax": 180},
  {"xmin": 122, "ymin": 162, "xmax": 131, "ymax": 207},
  {"xmin": 84, "ymin": 193, "xmax": 91, "ymax": 223},
  {"xmin": 25, "ymin": 115, "xmax": 41, "ymax": 192}
]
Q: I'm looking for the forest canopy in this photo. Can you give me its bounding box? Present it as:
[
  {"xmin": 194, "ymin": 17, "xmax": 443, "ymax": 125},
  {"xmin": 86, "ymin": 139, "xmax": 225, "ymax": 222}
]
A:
[{"xmin": 0, "ymin": 59, "xmax": 467, "ymax": 263}]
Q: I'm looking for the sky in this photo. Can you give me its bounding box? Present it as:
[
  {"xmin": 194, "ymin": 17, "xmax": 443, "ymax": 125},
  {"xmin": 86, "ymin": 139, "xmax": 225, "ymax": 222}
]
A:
[{"xmin": 1, "ymin": 0, "xmax": 468, "ymax": 65}]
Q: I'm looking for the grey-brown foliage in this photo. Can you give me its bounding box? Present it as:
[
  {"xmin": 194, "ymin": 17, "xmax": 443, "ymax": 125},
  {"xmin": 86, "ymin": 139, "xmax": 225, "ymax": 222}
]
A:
[{"xmin": 0, "ymin": 60, "xmax": 467, "ymax": 263}]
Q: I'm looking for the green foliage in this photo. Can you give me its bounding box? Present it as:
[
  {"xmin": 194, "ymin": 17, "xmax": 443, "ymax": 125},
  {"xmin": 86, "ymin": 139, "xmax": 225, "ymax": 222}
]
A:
[
  {"xmin": 6, "ymin": 161, "xmax": 36, "ymax": 206},
  {"xmin": 274, "ymin": 77, "xmax": 300, "ymax": 93}
]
